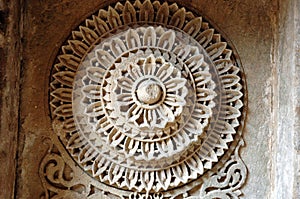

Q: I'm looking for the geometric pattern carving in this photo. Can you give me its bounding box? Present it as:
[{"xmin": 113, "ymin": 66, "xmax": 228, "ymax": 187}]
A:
[{"xmin": 45, "ymin": 0, "xmax": 247, "ymax": 198}]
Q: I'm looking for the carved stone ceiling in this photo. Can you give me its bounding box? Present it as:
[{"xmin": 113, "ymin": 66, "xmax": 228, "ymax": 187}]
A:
[{"xmin": 43, "ymin": 0, "xmax": 247, "ymax": 198}]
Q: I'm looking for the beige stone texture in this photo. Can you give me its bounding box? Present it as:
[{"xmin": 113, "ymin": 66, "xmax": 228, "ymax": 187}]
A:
[{"xmin": 0, "ymin": 0, "xmax": 299, "ymax": 198}]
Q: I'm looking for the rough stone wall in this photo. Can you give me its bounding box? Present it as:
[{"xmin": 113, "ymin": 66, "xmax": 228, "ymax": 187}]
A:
[
  {"xmin": 270, "ymin": 0, "xmax": 300, "ymax": 198},
  {"xmin": 294, "ymin": 1, "xmax": 300, "ymax": 197},
  {"xmin": 0, "ymin": 1, "xmax": 21, "ymax": 199},
  {"xmin": 296, "ymin": 7, "xmax": 300, "ymax": 198},
  {"xmin": 0, "ymin": 0, "xmax": 299, "ymax": 198}
]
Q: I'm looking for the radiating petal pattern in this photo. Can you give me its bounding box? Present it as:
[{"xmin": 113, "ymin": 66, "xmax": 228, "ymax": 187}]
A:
[{"xmin": 49, "ymin": 1, "xmax": 246, "ymax": 198}]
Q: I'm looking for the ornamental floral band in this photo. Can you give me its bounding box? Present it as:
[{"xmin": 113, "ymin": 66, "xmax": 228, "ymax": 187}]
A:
[{"xmin": 46, "ymin": 0, "xmax": 247, "ymax": 198}]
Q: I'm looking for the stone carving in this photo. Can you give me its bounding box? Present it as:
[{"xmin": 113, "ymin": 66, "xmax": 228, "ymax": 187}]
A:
[
  {"xmin": 46, "ymin": 0, "xmax": 247, "ymax": 198},
  {"xmin": 199, "ymin": 140, "xmax": 247, "ymax": 199},
  {"xmin": 39, "ymin": 138, "xmax": 116, "ymax": 199},
  {"xmin": 115, "ymin": 54, "xmax": 188, "ymax": 131}
]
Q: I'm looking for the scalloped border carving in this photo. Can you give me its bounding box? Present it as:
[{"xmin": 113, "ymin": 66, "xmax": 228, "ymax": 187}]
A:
[{"xmin": 42, "ymin": 0, "xmax": 248, "ymax": 198}]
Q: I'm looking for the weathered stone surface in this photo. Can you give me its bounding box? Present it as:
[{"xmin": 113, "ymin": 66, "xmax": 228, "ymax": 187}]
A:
[
  {"xmin": 270, "ymin": 0, "xmax": 300, "ymax": 198},
  {"xmin": 17, "ymin": 0, "xmax": 272, "ymax": 198},
  {"xmin": 0, "ymin": 0, "xmax": 297, "ymax": 198},
  {"xmin": 294, "ymin": 1, "xmax": 300, "ymax": 198},
  {"xmin": 0, "ymin": 1, "xmax": 21, "ymax": 199}
]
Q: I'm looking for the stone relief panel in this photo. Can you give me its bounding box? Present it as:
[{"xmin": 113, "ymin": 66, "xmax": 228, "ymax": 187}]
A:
[{"xmin": 44, "ymin": 0, "xmax": 247, "ymax": 198}]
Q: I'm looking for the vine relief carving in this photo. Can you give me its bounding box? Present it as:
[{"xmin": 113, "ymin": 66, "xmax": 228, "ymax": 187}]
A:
[{"xmin": 45, "ymin": 0, "xmax": 247, "ymax": 198}]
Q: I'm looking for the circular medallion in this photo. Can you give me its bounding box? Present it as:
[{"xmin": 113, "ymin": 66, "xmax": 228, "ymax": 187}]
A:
[{"xmin": 50, "ymin": 0, "xmax": 245, "ymax": 197}]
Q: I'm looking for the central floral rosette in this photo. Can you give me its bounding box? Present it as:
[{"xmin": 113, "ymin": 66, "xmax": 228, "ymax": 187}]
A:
[
  {"xmin": 136, "ymin": 80, "xmax": 162, "ymax": 105},
  {"xmin": 73, "ymin": 26, "xmax": 219, "ymax": 163},
  {"xmin": 70, "ymin": 25, "xmax": 226, "ymax": 192},
  {"xmin": 114, "ymin": 55, "xmax": 188, "ymax": 133}
]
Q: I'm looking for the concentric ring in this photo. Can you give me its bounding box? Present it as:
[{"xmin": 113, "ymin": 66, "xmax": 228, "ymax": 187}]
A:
[{"xmin": 49, "ymin": 0, "xmax": 245, "ymax": 195}]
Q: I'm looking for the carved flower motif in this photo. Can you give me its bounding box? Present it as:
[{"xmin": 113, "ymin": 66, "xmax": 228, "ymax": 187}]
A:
[
  {"xmin": 115, "ymin": 55, "xmax": 188, "ymax": 132},
  {"xmin": 67, "ymin": 26, "xmax": 220, "ymax": 191},
  {"xmin": 49, "ymin": 0, "xmax": 245, "ymax": 196}
]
